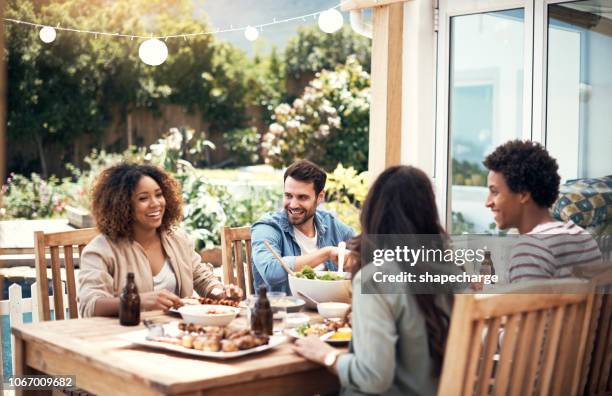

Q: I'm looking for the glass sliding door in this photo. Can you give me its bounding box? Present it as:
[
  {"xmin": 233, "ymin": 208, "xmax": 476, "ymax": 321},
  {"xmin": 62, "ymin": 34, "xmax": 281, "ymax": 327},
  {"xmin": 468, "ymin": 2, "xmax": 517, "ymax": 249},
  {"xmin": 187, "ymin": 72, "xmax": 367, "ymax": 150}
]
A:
[
  {"xmin": 446, "ymin": 7, "xmax": 527, "ymax": 233},
  {"xmin": 435, "ymin": 0, "xmax": 610, "ymax": 235},
  {"xmin": 545, "ymin": 0, "xmax": 612, "ymax": 182}
]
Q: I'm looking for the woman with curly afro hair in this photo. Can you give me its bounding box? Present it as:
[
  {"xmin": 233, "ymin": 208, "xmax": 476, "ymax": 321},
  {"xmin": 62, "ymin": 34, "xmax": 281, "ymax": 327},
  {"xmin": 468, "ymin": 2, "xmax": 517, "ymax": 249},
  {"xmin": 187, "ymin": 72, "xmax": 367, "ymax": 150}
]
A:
[
  {"xmin": 484, "ymin": 140, "xmax": 601, "ymax": 283},
  {"xmin": 78, "ymin": 163, "xmax": 242, "ymax": 317}
]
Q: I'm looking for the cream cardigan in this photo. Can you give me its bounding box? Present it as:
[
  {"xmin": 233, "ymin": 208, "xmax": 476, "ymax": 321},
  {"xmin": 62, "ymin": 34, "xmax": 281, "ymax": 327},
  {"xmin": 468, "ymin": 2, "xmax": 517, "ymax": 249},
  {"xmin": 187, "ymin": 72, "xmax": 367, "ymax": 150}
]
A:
[{"xmin": 78, "ymin": 229, "xmax": 222, "ymax": 317}]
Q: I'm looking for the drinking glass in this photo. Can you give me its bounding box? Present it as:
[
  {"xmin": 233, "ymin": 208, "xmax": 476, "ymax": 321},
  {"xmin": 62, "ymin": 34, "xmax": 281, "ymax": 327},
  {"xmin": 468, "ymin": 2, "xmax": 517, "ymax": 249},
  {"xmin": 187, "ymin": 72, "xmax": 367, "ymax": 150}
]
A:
[{"xmin": 267, "ymin": 291, "xmax": 287, "ymax": 333}]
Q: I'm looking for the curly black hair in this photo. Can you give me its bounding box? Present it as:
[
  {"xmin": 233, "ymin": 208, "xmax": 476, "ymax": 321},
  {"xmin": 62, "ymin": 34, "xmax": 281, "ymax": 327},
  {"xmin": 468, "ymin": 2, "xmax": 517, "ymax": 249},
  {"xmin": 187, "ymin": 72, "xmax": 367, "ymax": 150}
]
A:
[
  {"xmin": 91, "ymin": 163, "xmax": 183, "ymax": 241},
  {"xmin": 483, "ymin": 140, "xmax": 560, "ymax": 208}
]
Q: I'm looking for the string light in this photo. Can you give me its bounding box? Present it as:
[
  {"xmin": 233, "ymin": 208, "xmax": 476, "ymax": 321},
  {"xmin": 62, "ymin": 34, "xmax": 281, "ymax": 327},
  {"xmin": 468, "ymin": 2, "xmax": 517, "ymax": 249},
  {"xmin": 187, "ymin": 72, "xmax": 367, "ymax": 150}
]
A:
[
  {"xmin": 39, "ymin": 26, "xmax": 56, "ymax": 43},
  {"xmin": 5, "ymin": 1, "xmax": 352, "ymax": 64},
  {"xmin": 318, "ymin": 9, "xmax": 344, "ymax": 34},
  {"xmin": 244, "ymin": 26, "xmax": 259, "ymax": 42},
  {"xmin": 138, "ymin": 38, "xmax": 168, "ymax": 66}
]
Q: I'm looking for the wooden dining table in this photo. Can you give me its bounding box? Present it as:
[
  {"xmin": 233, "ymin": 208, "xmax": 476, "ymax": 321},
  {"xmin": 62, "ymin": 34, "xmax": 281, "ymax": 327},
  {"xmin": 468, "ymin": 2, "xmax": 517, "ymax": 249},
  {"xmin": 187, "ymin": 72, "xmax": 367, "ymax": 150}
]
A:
[{"xmin": 11, "ymin": 310, "xmax": 343, "ymax": 395}]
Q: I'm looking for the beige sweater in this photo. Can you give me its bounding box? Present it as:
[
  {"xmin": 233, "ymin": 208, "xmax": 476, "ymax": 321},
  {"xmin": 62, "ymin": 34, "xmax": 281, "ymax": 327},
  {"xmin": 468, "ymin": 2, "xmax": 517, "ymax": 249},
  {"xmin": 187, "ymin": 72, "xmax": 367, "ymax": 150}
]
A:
[{"xmin": 78, "ymin": 229, "xmax": 222, "ymax": 317}]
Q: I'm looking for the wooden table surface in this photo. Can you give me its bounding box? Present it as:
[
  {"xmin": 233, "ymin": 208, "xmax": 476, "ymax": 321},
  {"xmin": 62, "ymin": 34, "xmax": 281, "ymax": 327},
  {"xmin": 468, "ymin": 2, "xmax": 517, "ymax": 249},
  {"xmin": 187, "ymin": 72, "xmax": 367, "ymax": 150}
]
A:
[{"xmin": 11, "ymin": 310, "xmax": 343, "ymax": 396}]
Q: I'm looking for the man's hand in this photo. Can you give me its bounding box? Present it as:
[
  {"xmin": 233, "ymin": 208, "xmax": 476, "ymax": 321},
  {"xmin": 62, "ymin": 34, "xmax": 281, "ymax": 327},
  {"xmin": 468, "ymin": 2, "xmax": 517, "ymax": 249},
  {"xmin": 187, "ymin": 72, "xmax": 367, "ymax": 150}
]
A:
[
  {"xmin": 327, "ymin": 246, "xmax": 339, "ymax": 263},
  {"xmin": 140, "ymin": 290, "xmax": 183, "ymax": 311}
]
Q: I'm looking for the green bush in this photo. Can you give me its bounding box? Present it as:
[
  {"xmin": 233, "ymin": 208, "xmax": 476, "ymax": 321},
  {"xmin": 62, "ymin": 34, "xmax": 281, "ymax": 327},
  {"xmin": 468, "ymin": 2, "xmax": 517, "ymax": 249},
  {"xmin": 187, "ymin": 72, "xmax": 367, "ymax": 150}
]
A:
[
  {"xmin": 451, "ymin": 211, "xmax": 476, "ymax": 235},
  {"xmin": 223, "ymin": 127, "xmax": 261, "ymax": 166},
  {"xmin": 323, "ymin": 164, "xmax": 369, "ymax": 232},
  {"xmin": 452, "ymin": 159, "xmax": 487, "ymax": 187},
  {"xmin": 178, "ymin": 170, "xmax": 281, "ymax": 249},
  {"xmin": 285, "ymin": 26, "xmax": 371, "ymax": 80},
  {"xmin": 262, "ymin": 56, "xmax": 370, "ymax": 172},
  {"xmin": 0, "ymin": 173, "xmax": 71, "ymax": 219}
]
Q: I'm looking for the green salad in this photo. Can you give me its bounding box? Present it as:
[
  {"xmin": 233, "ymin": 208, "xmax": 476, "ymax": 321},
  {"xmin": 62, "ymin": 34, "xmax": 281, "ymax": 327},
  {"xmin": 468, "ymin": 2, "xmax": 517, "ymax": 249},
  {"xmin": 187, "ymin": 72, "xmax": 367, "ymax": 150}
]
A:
[{"xmin": 294, "ymin": 266, "xmax": 345, "ymax": 281}]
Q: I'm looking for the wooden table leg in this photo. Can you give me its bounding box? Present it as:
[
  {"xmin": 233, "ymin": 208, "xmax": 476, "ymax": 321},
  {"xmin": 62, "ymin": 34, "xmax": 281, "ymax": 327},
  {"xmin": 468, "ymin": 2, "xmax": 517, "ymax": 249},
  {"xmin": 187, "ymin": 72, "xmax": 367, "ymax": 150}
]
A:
[{"xmin": 12, "ymin": 335, "xmax": 51, "ymax": 396}]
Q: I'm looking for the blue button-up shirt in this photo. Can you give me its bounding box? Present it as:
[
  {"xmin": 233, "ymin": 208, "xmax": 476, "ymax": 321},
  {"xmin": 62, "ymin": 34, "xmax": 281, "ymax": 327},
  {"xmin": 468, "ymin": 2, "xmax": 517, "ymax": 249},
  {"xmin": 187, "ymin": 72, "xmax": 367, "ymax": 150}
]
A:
[{"xmin": 251, "ymin": 209, "xmax": 355, "ymax": 294}]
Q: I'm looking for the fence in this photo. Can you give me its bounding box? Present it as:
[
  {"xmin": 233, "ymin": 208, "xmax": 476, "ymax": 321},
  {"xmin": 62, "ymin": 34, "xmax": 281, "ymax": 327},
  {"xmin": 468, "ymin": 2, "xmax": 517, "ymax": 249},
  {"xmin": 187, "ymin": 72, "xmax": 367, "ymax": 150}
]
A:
[{"xmin": 0, "ymin": 281, "xmax": 68, "ymax": 377}]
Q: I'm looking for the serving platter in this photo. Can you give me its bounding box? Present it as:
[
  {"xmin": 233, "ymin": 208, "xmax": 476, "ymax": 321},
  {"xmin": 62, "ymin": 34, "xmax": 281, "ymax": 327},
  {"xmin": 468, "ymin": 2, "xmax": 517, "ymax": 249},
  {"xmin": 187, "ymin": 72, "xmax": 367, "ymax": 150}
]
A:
[{"xmin": 118, "ymin": 322, "xmax": 287, "ymax": 359}]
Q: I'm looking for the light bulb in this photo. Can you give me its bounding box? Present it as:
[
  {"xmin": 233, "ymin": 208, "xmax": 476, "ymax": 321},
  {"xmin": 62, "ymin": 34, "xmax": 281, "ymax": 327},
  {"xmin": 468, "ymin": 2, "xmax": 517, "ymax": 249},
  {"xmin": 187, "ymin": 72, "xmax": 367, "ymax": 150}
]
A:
[
  {"xmin": 39, "ymin": 26, "xmax": 56, "ymax": 43},
  {"xmin": 138, "ymin": 38, "xmax": 168, "ymax": 66},
  {"xmin": 318, "ymin": 9, "xmax": 343, "ymax": 34},
  {"xmin": 244, "ymin": 26, "xmax": 259, "ymax": 41}
]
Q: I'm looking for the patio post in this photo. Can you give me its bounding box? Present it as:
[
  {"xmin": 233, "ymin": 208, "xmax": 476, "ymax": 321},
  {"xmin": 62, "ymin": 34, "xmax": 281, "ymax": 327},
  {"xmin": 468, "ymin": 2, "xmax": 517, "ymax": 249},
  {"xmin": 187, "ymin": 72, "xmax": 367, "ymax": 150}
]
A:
[{"xmin": 343, "ymin": 1, "xmax": 405, "ymax": 180}]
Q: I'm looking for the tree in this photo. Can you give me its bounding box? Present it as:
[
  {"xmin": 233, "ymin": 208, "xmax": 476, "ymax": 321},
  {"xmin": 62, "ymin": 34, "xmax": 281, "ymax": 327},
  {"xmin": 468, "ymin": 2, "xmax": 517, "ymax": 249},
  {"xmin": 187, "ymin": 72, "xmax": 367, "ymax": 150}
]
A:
[
  {"xmin": 262, "ymin": 56, "xmax": 370, "ymax": 172},
  {"xmin": 284, "ymin": 25, "xmax": 371, "ymax": 95},
  {"xmin": 5, "ymin": 0, "xmax": 253, "ymax": 176},
  {"xmin": 6, "ymin": 0, "xmax": 107, "ymax": 176}
]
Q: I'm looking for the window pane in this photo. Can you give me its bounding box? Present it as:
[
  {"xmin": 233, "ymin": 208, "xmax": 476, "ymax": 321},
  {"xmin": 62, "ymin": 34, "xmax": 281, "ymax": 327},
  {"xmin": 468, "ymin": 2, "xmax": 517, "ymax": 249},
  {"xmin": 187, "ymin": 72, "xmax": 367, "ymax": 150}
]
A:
[
  {"xmin": 547, "ymin": 0, "xmax": 612, "ymax": 182},
  {"xmin": 449, "ymin": 9, "xmax": 525, "ymax": 233}
]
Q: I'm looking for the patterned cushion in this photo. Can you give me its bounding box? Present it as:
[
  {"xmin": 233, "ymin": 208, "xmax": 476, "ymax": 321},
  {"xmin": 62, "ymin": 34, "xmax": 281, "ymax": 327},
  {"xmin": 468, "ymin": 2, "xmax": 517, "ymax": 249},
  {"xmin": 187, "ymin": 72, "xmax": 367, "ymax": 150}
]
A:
[{"xmin": 552, "ymin": 176, "xmax": 612, "ymax": 228}]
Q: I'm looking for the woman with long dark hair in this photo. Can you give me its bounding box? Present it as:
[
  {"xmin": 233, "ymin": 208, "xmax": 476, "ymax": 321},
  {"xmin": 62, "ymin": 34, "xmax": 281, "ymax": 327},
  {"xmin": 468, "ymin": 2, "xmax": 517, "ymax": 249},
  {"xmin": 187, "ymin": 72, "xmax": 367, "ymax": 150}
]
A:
[{"xmin": 293, "ymin": 166, "xmax": 453, "ymax": 395}]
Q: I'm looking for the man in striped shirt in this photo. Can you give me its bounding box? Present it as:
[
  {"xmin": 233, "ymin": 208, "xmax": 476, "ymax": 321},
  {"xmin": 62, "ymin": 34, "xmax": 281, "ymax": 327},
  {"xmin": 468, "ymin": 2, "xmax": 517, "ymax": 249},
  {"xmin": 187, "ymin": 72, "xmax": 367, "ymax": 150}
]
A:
[{"xmin": 483, "ymin": 140, "xmax": 602, "ymax": 283}]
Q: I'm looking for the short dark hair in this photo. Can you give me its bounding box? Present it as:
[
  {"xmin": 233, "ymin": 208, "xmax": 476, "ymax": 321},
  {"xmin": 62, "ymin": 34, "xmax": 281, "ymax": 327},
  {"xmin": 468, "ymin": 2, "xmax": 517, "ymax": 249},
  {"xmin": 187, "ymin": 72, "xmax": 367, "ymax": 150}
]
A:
[
  {"xmin": 483, "ymin": 140, "xmax": 560, "ymax": 208},
  {"xmin": 91, "ymin": 163, "xmax": 183, "ymax": 241},
  {"xmin": 283, "ymin": 160, "xmax": 327, "ymax": 195}
]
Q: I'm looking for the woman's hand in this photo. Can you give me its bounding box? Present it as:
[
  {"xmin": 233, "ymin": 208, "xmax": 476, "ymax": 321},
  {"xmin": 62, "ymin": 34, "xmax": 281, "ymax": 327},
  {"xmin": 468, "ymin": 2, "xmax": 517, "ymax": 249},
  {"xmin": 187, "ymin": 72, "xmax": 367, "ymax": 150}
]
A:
[
  {"xmin": 211, "ymin": 284, "xmax": 244, "ymax": 301},
  {"xmin": 140, "ymin": 290, "xmax": 183, "ymax": 311},
  {"xmin": 292, "ymin": 336, "xmax": 338, "ymax": 366}
]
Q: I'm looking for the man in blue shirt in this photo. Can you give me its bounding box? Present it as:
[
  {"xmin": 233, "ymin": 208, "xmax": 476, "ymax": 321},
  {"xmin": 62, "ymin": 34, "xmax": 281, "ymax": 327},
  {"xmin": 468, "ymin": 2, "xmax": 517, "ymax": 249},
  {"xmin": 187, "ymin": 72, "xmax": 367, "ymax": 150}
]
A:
[{"xmin": 251, "ymin": 160, "xmax": 355, "ymax": 293}]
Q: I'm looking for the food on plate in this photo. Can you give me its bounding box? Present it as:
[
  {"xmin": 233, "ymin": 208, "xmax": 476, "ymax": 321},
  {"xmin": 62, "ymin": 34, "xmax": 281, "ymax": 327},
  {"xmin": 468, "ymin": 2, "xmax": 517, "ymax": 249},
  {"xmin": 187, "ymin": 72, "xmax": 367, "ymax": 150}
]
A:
[
  {"xmin": 316, "ymin": 272, "xmax": 345, "ymax": 281},
  {"xmin": 152, "ymin": 321, "xmax": 269, "ymax": 352},
  {"xmin": 294, "ymin": 317, "xmax": 352, "ymax": 338},
  {"xmin": 294, "ymin": 266, "xmax": 345, "ymax": 281},
  {"xmin": 295, "ymin": 266, "xmax": 316, "ymax": 279},
  {"xmin": 182, "ymin": 334, "xmax": 196, "ymax": 349},
  {"xmin": 325, "ymin": 318, "xmax": 351, "ymax": 331},
  {"xmin": 329, "ymin": 331, "xmax": 351, "ymax": 340},
  {"xmin": 206, "ymin": 309, "xmax": 230, "ymax": 315},
  {"xmin": 295, "ymin": 323, "xmax": 329, "ymax": 337},
  {"xmin": 198, "ymin": 296, "xmax": 240, "ymax": 308},
  {"xmin": 328, "ymin": 329, "xmax": 352, "ymax": 341},
  {"xmin": 271, "ymin": 297, "xmax": 299, "ymax": 307},
  {"xmin": 221, "ymin": 339, "xmax": 239, "ymax": 352}
]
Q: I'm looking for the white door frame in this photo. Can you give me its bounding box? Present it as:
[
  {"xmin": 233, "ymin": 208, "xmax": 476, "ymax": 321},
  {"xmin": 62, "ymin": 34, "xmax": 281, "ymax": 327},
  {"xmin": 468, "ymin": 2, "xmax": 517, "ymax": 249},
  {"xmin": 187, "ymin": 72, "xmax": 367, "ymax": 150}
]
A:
[
  {"xmin": 532, "ymin": 0, "xmax": 585, "ymax": 146},
  {"xmin": 435, "ymin": 0, "xmax": 534, "ymax": 229}
]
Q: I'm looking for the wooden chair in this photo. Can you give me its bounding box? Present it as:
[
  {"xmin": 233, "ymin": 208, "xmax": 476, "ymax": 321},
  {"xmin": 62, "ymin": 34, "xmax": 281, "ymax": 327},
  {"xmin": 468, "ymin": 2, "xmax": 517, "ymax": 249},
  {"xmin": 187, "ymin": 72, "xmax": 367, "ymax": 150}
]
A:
[
  {"xmin": 438, "ymin": 279, "xmax": 595, "ymax": 396},
  {"xmin": 221, "ymin": 226, "xmax": 254, "ymax": 297},
  {"xmin": 34, "ymin": 228, "xmax": 99, "ymax": 321},
  {"xmin": 581, "ymin": 267, "xmax": 612, "ymax": 396}
]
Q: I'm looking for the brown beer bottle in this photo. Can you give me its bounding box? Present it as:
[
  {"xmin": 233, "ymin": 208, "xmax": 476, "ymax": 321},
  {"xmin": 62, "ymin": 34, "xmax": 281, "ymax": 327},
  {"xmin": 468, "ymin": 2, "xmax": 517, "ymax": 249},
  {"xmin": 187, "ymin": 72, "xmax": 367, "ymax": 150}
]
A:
[
  {"xmin": 480, "ymin": 251, "xmax": 496, "ymax": 282},
  {"xmin": 120, "ymin": 272, "xmax": 141, "ymax": 326},
  {"xmin": 251, "ymin": 286, "xmax": 273, "ymax": 335}
]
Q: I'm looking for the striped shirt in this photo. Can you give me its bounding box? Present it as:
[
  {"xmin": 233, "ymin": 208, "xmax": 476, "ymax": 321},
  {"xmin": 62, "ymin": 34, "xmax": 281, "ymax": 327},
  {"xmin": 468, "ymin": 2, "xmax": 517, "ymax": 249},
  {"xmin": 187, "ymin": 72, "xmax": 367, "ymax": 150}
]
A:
[{"xmin": 508, "ymin": 221, "xmax": 602, "ymax": 283}]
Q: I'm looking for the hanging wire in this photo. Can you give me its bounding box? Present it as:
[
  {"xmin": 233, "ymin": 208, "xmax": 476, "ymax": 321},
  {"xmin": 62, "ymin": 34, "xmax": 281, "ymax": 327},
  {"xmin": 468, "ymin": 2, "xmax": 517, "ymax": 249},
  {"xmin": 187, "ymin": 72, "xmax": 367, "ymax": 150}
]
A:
[{"xmin": 3, "ymin": 1, "xmax": 349, "ymax": 41}]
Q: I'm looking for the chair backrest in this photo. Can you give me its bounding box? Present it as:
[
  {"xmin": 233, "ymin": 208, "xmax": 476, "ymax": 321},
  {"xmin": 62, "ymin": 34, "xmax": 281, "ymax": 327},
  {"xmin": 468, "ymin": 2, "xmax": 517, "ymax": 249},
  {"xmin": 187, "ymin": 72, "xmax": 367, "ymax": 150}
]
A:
[
  {"xmin": 581, "ymin": 267, "xmax": 612, "ymax": 396},
  {"xmin": 34, "ymin": 228, "xmax": 99, "ymax": 321},
  {"xmin": 221, "ymin": 226, "xmax": 253, "ymax": 297},
  {"xmin": 438, "ymin": 279, "xmax": 595, "ymax": 396}
]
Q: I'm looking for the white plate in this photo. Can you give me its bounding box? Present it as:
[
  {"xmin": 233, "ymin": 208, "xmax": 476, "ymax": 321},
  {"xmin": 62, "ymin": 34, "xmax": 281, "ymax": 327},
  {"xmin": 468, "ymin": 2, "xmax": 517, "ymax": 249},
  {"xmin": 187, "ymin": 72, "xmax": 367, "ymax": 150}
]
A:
[
  {"xmin": 117, "ymin": 322, "xmax": 287, "ymax": 359},
  {"xmin": 286, "ymin": 328, "xmax": 351, "ymax": 345}
]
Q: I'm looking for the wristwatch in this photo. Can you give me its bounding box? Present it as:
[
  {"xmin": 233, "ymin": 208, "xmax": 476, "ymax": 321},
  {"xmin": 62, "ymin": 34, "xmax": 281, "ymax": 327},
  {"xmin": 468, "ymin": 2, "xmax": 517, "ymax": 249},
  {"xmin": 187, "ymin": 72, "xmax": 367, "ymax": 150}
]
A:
[{"xmin": 324, "ymin": 350, "xmax": 341, "ymax": 369}]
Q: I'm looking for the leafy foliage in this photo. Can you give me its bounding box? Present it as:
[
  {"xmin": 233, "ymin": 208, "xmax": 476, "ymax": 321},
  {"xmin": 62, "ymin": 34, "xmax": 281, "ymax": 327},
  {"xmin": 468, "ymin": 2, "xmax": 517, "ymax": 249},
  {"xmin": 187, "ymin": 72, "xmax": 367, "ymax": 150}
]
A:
[
  {"xmin": 323, "ymin": 164, "xmax": 369, "ymax": 232},
  {"xmin": 0, "ymin": 173, "xmax": 71, "ymax": 219},
  {"xmin": 452, "ymin": 159, "xmax": 487, "ymax": 187},
  {"xmin": 284, "ymin": 26, "xmax": 371, "ymax": 80},
  {"xmin": 262, "ymin": 56, "xmax": 370, "ymax": 171},
  {"xmin": 5, "ymin": 0, "xmax": 258, "ymax": 175},
  {"xmin": 222, "ymin": 127, "xmax": 261, "ymax": 166}
]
